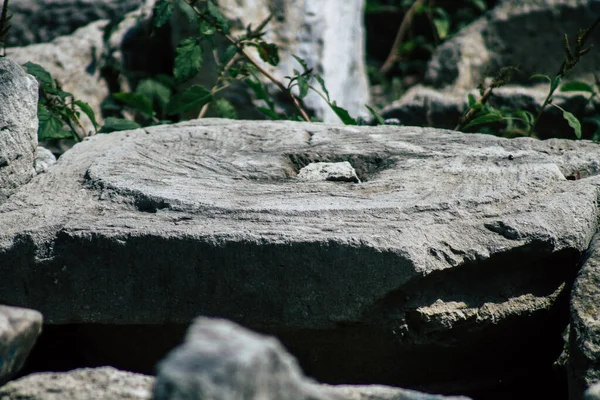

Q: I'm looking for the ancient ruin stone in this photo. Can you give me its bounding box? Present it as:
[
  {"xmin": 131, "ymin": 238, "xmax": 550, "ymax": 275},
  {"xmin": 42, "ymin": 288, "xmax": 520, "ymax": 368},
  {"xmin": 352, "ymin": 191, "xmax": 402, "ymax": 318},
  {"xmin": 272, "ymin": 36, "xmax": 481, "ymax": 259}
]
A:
[
  {"xmin": 0, "ymin": 119, "xmax": 598, "ymax": 396},
  {"xmin": 0, "ymin": 57, "xmax": 38, "ymax": 204}
]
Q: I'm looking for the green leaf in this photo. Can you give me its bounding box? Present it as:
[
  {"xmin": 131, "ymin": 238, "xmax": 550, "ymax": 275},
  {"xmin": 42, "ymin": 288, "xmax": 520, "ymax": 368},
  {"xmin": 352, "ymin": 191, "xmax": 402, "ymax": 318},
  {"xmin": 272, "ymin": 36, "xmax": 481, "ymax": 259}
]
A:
[
  {"xmin": 222, "ymin": 45, "xmax": 238, "ymax": 64},
  {"xmin": 462, "ymin": 113, "xmax": 504, "ymax": 131},
  {"xmin": 213, "ymin": 98, "xmax": 237, "ymax": 119},
  {"xmin": 113, "ymin": 92, "xmax": 154, "ymax": 116},
  {"xmin": 365, "ymin": 105, "xmax": 385, "ymax": 125},
  {"xmin": 552, "ymin": 104, "xmax": 582, "ymax": 139},
  {"xmin": 469, "ymin": 0, "xmax": 487, "ymax": 11},
  {"xmin": 153, "ymin": 0, "xmax": 174, "ymax": 28},
  {"xmin": 198, "ymin": 19, "xmax": 216, "ymax": 36},
  {"xmin": 99, "ymin": 117, "xmax": 142, "ymax": 133},
  {"xmin": 530, "ymin": 74, "xmax": 552, "ymax": 83},
  {"xmin": 257, "ymin": 106, "xmax": 280, "ymax": 120},
  {"xmin": 257, "ymin": 42, "xmax": 279, "ymax": 66},
  {"xmin": 314, "ymin": 74, "xmax": 330, "ymax": 102},
  {"xmin": 297, "ymin": 75, "xmax": 309, "ymax": 99},
  {"xmin": 136, "ymin": 79, "xmax": 171, "ymax": 112},
  {"xmin": 174, "ymin": 37, "xmax": 203, "ymax": 82},
  {"xmin": 23, "ymin": 62, "xmax": 54, "ymax": 88},
  {"xmin": 560, "ymin": 81, "xmax": 595, "ymax": 94},
  {"xmin": 175, "ymin": 0, "xmax": 197, "ymax": 24},
  {"xmin": 166, "ymin": 84, "xmax": 212, "ymax": 114},
  {"xmin": 432, "ymin": 7, "xmax": 450, "ymax": 40},
  {"xmin": 467, "ymin": 93, "xmax": 477, "ymax": 107},
  {"xmin": 329, "ymin": 103, "xmax": 357, "ymax": 125},
  {"xmin": 467, "ymin": 93, "xmax": 484, "ymax": 110},
  {"xmin": 516, "ymin": 110, "xmax": 535, "ymax": 127},
  {"xmin": 292, "ymin": 55, "xmax": 309, "ymax": 72},
  {"xmin": 73, "ymin": 100, "xmax": 99, "ymax": 130},
  {"xmin": 550, "ymin": 75, "xmax": 562, "ymax": 94},
  {"xmin": 207, "ymin": 1, "xmax": 230, "ymax": 34},
  {"xmin": 37, "ymin": 104, "xmax": 70, "ymax": 141},
  {"xmin": 245, "ymin": 77, "xmax": 272, "ymax": 105}
]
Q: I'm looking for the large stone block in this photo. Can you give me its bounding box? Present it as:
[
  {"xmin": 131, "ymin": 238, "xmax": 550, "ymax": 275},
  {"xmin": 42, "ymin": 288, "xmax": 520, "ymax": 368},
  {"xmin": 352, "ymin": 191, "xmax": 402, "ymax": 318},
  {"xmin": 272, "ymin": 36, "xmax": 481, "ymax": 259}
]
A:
[
  {"xmin": 0, "ymin": 57, "xmax": 38, "ymax": 204},
  {"xmin": 0, "ymin": 119, "xmax": 597, "ymax": 395}
]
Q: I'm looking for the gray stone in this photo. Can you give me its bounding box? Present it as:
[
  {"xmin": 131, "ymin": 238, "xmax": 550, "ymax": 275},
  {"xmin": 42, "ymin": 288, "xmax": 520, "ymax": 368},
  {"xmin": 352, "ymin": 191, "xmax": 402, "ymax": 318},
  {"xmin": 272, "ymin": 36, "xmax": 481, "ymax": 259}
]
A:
[
  {"xmin": 569, "ymin": 232, "xmax": 600, "ymax": 400},
  {"xmin": 0, "ymin": 119, "xmax": 598, "ymax": 392},
  {"xmin": 34, "ymin": 147, "xmax": 57, "ymax": 175},
  {"xmin": 0, "ymin": 366, "xmax": 154, "ymax": 400},
  {"xmin": 0, "ymin": 57, "xmax": 38, "ymax": 205},
  {"xmin": 425, "ymin": 0, "xmax": 600, "ymax": 90},
  {"xmin": 585, "ymin": 383, "xmax": 600, "ymax": 400},
  {"xmin": 385, "ymin": 0, "xmax": 600, "ymax": 139},
  {"xmin": 0, "ymin": 305, "xmax": 43, "ymax": 386},
  {"xmin": 6, "ymin": 0, "xmax": 144, "ymax": 47},
  {"xmin": 6, "ymin": 1, "xmax": 156, "ymax": 134},
  {"xmin": 297, "ymin": 161, "xmax": 360, "ymax": 183},
  {"xmin": 153, "ymin": 317, "xmax": 471, "ymax": 400}
]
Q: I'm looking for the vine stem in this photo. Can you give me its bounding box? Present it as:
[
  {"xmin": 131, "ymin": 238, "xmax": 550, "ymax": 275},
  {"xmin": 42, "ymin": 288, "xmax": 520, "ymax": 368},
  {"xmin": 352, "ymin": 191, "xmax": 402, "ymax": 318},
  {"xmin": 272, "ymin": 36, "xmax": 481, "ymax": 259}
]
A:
[
  {"xmin": 183, "ymin": 0, "xmax": 311, "ymax": 122},
  {"xmin": 379, "ymin": 0, "xmax": 425, "ymax": 75},
  {"xmin": 454, "ymin": 86, "xmax": 493, "ymax": 131},
  {"xmin": 198, "ymin": 51, "xmax": 242, "ymax": 118}
]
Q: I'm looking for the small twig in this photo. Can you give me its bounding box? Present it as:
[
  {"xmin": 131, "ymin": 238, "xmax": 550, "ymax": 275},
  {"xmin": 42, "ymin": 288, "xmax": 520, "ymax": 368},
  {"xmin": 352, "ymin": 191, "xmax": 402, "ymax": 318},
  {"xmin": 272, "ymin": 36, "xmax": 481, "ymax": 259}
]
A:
[
  {"xmin": 225, "ymin": 35, "xmax": 310, "ymax": 122},
  {"xmin": 198, "ymin": 51, "xmax": 242, "ymax": 118},
  {"xmin": 379, "ymin": 0, "xmax": 425, "ymax": 75},
  {"xmin": 184, "ymin": 0, "xmax": 311, "ymax": 122}
]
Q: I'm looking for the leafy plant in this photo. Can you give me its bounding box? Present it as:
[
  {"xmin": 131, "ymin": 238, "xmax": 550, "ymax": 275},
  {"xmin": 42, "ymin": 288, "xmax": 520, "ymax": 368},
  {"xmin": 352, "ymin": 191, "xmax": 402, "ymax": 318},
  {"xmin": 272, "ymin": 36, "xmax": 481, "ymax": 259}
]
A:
[
  {"xmin": 457, "ymin": 16, "xmax": 600, "ymax": 139},
  {"xmin": 23, "ymin": 62, "xmax": 99, "ymax": 141}
]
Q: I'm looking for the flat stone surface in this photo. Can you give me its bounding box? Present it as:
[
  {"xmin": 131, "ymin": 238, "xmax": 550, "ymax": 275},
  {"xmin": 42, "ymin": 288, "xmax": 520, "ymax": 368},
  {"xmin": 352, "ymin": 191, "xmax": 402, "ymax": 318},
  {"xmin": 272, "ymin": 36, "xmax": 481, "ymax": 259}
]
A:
[{"xmin": 0, "ymin": 118, "xmax": 599, "ymax": 390}]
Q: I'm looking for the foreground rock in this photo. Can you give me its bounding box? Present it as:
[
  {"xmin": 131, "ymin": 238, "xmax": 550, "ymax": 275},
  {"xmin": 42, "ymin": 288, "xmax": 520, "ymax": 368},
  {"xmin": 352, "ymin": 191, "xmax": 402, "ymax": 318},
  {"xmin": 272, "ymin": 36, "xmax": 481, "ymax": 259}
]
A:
[
  {"xmin": 154, "ymin": 317, "xmax": 470, "ymax": 400},
  {"xmin": 0, "ymin": 119, "xmax": 599, "ymax": 395},
  {"xmin": 0, "ymin": 305, "xmax": 43, "ymax": 386},
  {"xmin": 0, "ymin": 57, "xmax": 38, "ymax": 204},
  {"xmin": 569, "ymin": 232, "xmax": 600, "ymax": 399},
  {"xmin": 0, "ymin": 366, "xmax": 153, "ymax": 400},
  {"xmin": 384, "ymin": 0, "xmax": 600, "ymax": 139}
]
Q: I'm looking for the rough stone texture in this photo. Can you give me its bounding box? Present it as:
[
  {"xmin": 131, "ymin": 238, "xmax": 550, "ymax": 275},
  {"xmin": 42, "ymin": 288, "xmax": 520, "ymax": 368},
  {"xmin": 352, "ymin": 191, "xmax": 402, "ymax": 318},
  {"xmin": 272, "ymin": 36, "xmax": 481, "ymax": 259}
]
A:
[
  {"xmin": 6, "ymin": 0, "xmax": 144, "ymax": 47},
  {"xmin": 34, "ymin": 147, "xmax": 57, "ymax": 175},
  {"xmin": 6, "ymin": 1, "xmax": 156, "ymax": 133},
  {"xmin": 425, "ymin": 0, "xmax": 600, "ymax": 89},
  {"xmin": 297, "ymin": 161, "xmax": 360, "ymax": 183},
  {"xmin": 384, "ymin": 0, "xmax": 600, "ymax": 139},
  {"xmin": 569, "ymin": 232, "xmax": 600, "ymax": 400},
  {"xmin": 0, "ymin": 305, "xmax": 42, "ymax": 386},
  {"xmin": 0, "ymin": 366, "xmax": 154, "ymax": 400},
  {"xmin": 153, "ymin": 317, "xmax": 471, "ymax": 400},
  {"xmin": 174, "ymin": 0, "xmax": 370, "ymax": 123},
  {"xmin": 0, "ymin": 57, "xmax": 38, "ymax": 205},
  {"xmin": 0, "ymin": 119, "xmax": 599, "ymax": 394}
]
